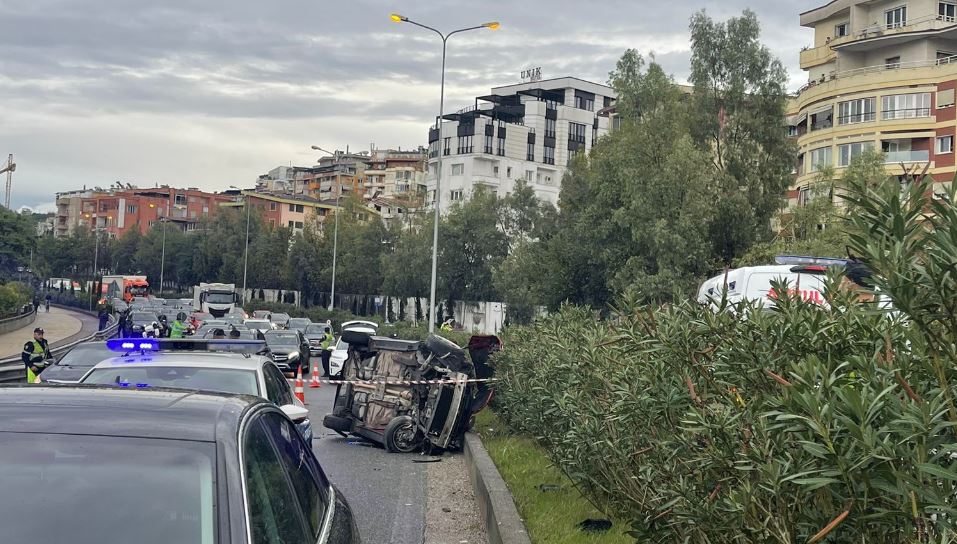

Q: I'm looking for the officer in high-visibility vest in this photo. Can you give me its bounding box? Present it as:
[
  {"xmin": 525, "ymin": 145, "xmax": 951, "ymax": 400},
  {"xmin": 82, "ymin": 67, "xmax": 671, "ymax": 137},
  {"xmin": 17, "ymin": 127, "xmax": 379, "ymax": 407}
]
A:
[
  {"xmin": 320, "ymin": 325, "xmax": 334, "ymax": 377},
  {"xmin": 21, "ymin": 327, "xmax": 52, "ymax": 383},
  {"xmin": 169, "ymin": 312, "xmax": 189, "ymax": 339}
]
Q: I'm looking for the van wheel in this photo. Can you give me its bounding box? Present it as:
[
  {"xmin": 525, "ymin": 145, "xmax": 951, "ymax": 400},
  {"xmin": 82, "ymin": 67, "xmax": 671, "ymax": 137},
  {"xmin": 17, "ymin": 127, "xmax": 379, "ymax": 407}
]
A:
[{"xmin": 385, "ymin": 416, "xmax": 421, "ymax": 453}]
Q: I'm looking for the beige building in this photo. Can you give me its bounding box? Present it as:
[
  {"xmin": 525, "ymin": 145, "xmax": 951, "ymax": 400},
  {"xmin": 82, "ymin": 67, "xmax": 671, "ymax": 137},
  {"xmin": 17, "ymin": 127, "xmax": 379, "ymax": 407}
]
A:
[{"xmin": 788, "ymin": 0, "xmax": 957, "ymax": 207}]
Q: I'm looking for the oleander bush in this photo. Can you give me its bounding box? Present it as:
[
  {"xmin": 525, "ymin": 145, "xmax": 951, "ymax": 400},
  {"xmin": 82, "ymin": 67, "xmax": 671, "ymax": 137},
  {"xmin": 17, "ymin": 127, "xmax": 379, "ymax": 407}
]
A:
[{"xmin": 492, "ymin": 175, "xmax": 957, "ymax": 542}]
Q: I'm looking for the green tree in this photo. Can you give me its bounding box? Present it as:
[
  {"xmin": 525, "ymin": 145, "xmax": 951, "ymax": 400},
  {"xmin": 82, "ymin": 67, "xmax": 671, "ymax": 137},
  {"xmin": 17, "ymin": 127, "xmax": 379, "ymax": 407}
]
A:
[{"xmin": 438, "ymin": 188, "xmax": 508, "ymax": 302}]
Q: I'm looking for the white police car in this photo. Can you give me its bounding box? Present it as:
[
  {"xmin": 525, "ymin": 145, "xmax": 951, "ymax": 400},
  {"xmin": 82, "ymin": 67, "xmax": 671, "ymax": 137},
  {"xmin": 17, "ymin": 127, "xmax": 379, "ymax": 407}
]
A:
[{"xmin": 79, "ymin": 338, "xmax": 314, "ymax": 441}]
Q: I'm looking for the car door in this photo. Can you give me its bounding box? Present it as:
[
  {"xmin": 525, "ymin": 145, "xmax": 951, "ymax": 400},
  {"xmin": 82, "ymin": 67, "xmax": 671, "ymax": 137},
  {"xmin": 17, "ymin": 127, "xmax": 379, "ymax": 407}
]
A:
[{"xmin": 241, "ymin": 410, "xmax": 331, "ymax": 544}]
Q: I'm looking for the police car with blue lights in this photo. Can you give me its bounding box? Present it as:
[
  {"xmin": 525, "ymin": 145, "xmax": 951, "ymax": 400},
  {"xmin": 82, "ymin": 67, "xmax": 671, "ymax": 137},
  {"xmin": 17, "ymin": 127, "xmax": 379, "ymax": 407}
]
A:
[
  {"xmin": 77, "ymin": 338, "xmax": 314, "ymax": 442},
  {"xmin": 0, "ymin": 385, "xmax": 360, "ymax": 543}
]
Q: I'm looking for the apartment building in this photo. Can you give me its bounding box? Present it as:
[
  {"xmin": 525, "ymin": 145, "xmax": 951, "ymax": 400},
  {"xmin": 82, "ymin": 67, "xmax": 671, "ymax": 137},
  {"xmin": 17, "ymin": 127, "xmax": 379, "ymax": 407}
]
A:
[
  {"xmin": 425, "ymin": 77, "xmax": 616, "ymax": 212},
  {"xmin": 363, "ymin": 147, "xmax": 427, "ymax": 202},
  {"xmin": 788, "ymin": 0, "xmax": 957, "ymax": 208},
  {"xmin": 60, "ymin": 186, "xmax": 233, "ymax": 238}
]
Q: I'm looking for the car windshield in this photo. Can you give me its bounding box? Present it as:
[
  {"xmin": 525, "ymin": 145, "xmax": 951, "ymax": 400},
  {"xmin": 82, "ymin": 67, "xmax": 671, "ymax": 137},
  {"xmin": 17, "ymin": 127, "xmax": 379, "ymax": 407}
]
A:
[
  {"xmin": 55, "ymin": 345, "xmax": 114, "ymax": 367},
  {"xmin": 335, "ymin": 338, "xmax": 347, "ymax": 351},
  {"xmin": 0, "ymin": 433, "xmax": 216, "ymax": 544},
  {"xmin": 83, "ymin": 367, "xmax": 260, "ymax": 396},
  {"xmin": 305, "ymin": 324, "xmax": 326, "ymax": 334},
  {"xmin": 129, "ymin": 285, "xmax": 149, "ymax": 296},
  {"xmin": 265, "ymin": 332, "xmax": 299, "ymax": 346},
  {"xmin": 205, "ymin": 292, "xmax": 233, "ymax": 304},
  {"xmin": 271, "ymin": 314, "xmax": 289, "ymax": 322}
]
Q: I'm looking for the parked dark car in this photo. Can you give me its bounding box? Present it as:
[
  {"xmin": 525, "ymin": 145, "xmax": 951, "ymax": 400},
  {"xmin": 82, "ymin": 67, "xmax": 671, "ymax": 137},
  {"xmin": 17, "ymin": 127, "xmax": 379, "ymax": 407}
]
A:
[
  {"xmin": 323, "ymin": 333, "xmax": 501, "ymax": 453},
  {"xmin": 264, "ymin": 329, "xmax": 311, "ymax": 375},
  {"xmin": 129, "ymin": 311, "xmax": 159, "ymax": 336},
  {"xmin": 0, "ymin": 385, "xmax": 360, "ymax": 543},
  {"xmin": 304, "ymin": 323, "xmax": 332, "ymax": 357},
  {"xmin": 287, "ymin": 317, "xmax": 312, "ymax": 334},
  {"xmin": 39, "ymin": 342, "xmax": 115, "ymax": 384}
]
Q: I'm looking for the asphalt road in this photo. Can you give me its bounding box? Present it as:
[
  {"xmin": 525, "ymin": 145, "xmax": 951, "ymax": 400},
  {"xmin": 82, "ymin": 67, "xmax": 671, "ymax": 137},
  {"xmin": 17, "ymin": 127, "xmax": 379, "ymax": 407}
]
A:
[{"xmin": 304, "ymin": 382, "xmax": 429, "ymax": 544}]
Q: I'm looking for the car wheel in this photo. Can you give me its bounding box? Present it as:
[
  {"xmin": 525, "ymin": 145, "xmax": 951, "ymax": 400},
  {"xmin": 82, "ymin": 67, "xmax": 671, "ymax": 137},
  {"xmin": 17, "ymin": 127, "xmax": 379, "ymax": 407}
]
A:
[
  {"xmin": 425, "ymin": 334, "xmax": 462, "ymax": 359},
  {"xmin": 384, "ymin": 416, "xmax": 421, "ymax": 454}
]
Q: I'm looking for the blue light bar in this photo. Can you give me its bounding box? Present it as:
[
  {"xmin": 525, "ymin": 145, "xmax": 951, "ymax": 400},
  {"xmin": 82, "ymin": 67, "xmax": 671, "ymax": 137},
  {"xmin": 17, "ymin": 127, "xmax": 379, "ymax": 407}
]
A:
[{"xmin": 107, "ymin": 338, "xmax": 161, "ymax": 352}]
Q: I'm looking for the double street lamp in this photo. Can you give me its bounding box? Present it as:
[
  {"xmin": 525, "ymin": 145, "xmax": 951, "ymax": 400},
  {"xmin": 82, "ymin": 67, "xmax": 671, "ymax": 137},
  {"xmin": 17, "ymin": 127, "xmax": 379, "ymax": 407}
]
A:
[
  {"xmin": 389, "ymin": 13, "xmax": 499, "ymax": 333},
  {"xmin": 311, "ymin": 145, "xmax": 341, "ymax": 311}
]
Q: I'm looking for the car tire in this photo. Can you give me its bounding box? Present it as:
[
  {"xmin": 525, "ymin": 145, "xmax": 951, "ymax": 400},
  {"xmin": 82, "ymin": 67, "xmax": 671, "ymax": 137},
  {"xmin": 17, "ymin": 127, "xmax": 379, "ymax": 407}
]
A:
[
  {"xmin": 425, "ymin": 334, "xmax": 463, "ymax": 359},
  {"xmin": 384, "ymin": 416, "xmax": 421, "ymax": 454},
  {"xmin": 323, "ymin": 414, "xmax": 352, "ymax": 433}
]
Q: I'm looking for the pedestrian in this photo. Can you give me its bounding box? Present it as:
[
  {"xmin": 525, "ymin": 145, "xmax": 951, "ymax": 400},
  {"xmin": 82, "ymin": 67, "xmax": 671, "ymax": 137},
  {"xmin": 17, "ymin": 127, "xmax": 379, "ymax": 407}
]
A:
[
  {"xmin": 96, "ymin": 299, "xmax": 109, "ymax": 331},
  {"xmin": 320, "ymin": 325, "xmax": 334, "ymax": 377},
  {"xmin": 44, "ymin": 294, "xmax": 51, "ymax": 313},
  {"xmin": 32, "ymin": 295, "xmax": 39, "ymax": 313},
  {"xmin": 21, "ymin": 327, "xmax": 52, "ymax": 383},
  {"xmin": 169, "ymin": 312, "xmax": 189, "ymax": 339}
]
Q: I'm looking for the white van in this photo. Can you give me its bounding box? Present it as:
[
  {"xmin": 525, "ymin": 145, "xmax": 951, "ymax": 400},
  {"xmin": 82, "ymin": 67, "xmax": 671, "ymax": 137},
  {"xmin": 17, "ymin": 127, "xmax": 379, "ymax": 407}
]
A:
[{"xmin": 697, "ymin": 258, "xmax": 844, "ymax": 310}]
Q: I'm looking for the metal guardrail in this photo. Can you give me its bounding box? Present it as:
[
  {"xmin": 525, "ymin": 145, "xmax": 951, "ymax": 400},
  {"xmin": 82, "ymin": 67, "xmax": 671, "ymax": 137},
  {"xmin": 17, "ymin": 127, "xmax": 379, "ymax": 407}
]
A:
[{"xmin": 0, "ymin": 310, "xmax": 118, "ymax": 383}]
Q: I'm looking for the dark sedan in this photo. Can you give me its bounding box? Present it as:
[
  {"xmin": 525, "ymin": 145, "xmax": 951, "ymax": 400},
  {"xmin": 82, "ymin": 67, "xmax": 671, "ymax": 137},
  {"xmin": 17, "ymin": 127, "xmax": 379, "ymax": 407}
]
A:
[
  {"xmin": 0, "ymin": 385, "xmax": 360, "ymax": 544},
  {"xmin": 264, "ymin": 330, "xmax": 310, "ymax": 375},
  {"xmin": 39, "ymin": 341, "xmax": 115, "ymax": 384},
  {"xmin": 287, "ymin": 317, "xmax": 312, "ymax": 334},
  {"xmin": 129, "ymin": 311, "xmax": 159, "ymax": 335}
]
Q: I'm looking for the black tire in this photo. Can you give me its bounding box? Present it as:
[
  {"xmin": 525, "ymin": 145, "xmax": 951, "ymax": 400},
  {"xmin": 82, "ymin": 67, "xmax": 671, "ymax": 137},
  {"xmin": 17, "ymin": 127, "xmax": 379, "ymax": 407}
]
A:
[
  {"xmin": 323, "ymin": 414, "xmax": 352, "ymax": 433},
  {"xmin": 384, "ymin": 416, "xmax": 421, "ymax": 454},
  {"xmin": 425, "ymin": 334, "xmax": 463, "ymax": 359}
]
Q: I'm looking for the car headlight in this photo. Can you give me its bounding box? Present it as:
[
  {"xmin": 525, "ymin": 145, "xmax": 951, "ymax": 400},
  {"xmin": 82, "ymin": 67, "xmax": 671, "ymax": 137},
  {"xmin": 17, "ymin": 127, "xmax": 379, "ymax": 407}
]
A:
[{"xmin": 288, "ymin": 352, "xmax": 299, "ymax": 360}]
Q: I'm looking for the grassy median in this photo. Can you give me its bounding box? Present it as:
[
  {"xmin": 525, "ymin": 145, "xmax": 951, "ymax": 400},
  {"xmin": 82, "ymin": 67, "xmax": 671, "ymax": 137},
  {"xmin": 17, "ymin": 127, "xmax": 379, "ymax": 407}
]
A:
[{"xmin": 473, "ymin": 410, "xmax": 632, "ymax": 544}]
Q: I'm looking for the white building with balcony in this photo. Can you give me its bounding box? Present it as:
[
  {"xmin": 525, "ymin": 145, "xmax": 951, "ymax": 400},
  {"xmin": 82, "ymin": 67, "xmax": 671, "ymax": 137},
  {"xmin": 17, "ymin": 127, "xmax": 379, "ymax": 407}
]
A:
[{"xmin": 425, "ymin": 77, "xmax": 616, "ymax": 212}]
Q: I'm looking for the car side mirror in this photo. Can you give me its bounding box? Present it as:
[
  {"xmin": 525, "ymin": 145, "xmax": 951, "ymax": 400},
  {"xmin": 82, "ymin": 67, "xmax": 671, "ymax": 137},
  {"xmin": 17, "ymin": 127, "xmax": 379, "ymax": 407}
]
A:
[{"xmin": 281, "ymin": 404, "xmax": 310, "ymax": 422}]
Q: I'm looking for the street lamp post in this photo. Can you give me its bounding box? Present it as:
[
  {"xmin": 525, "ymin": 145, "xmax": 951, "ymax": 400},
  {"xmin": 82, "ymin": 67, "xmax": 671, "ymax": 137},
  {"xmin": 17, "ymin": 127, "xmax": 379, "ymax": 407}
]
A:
[
  {"xmin": 229, "ymin": 186, "xmax": 252, "ymax": 305},
  {"xmin": 311, "ymin": 145, "xmax": 342, "ymax": 311},
  {"xmin": 159, "ymin": 217, "xmax": 167, "ymax": 294},
  {"xmin": 389, "ymin": 13, "xmax": 499, "ymax": 333},
  {"xmin": 90, "ymin": 228, "xmax": 100, "ymax": 311}
]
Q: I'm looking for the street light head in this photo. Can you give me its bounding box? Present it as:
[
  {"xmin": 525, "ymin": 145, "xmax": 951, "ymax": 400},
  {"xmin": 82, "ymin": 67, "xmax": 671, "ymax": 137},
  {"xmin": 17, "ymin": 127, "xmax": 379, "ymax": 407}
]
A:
[
  {"xmin": 484, "ymin": 21, "xmax": 501, "ymax": 30},
  {"xmin": 389, "ymin": 13, "xmax": 407, "ymax": 23},
  {"xmin": 311, "ymin": 145, "xmax": 321, "ymax": 150}
]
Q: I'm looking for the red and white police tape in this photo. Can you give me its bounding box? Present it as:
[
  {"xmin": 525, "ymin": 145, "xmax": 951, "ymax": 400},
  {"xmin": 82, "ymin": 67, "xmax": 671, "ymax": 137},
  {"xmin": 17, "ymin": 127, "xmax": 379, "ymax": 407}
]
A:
[{"xmin": 294, "ymin": 377, "xmax": 498, "ymax": 386}]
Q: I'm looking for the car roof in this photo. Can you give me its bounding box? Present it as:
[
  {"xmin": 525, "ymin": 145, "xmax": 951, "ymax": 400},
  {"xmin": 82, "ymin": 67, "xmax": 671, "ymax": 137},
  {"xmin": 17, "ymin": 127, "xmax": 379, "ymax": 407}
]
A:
[
  {"xmin": 90, "ymin": 351, "xmax": 271, "ymax": 371},
  {"xmin": 0, "ymin": 385, "xmax": 264, "ymax": 441}
]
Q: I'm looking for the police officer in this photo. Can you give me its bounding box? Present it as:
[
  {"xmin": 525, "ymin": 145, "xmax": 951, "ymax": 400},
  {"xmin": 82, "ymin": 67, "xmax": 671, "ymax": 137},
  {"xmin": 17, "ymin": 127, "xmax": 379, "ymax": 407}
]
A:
[
  {"xmin": 169, "ymin": 312, "xmax": 189, "ymax": 339},
  {"xmin": 320, "ymin": 325, "xmax": 335, "ymax": 377},
  {"xmin": 21, "ymin": 327, "xmax": 52, "ymax": 383},
  {"xmin": 96, "ymin": 299, "xmax": 109, "ymax": 331}
]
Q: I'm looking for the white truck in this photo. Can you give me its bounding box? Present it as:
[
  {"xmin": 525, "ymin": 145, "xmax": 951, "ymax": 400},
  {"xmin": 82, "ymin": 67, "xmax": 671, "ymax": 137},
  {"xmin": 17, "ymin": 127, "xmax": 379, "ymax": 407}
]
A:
[{"xmin": 193, "ymin": 283, "xmax": 239, "ymax": 317}]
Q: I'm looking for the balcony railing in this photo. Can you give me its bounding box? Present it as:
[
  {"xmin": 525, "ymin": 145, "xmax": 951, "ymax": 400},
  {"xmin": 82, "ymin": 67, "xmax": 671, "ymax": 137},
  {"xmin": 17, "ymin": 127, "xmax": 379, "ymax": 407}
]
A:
[
  {"xmin": 881, "ymin": 108, "xmax": 932, "ymax": 120},
  {"xmin": 884, "ymin": 150, "xmax": 930, "ymax": 163},
  {"xmin": 798, "ymin": 54, "xmax": 957, "ymax": 95},
  {"xmin": 837, "ymin": 112, "xmax": 876, "ymax": 124}
]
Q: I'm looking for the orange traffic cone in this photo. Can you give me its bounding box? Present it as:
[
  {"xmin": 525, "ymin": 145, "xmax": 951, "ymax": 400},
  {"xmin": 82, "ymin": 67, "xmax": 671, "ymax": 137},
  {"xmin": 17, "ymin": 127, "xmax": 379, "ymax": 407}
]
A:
[
  {"xmin": 294, "ymin": 366, "xmax": 308, "ymax": 405},
  {"xmin": 309, "ymin": 361, "xmax": 321, "ymax": 388}
]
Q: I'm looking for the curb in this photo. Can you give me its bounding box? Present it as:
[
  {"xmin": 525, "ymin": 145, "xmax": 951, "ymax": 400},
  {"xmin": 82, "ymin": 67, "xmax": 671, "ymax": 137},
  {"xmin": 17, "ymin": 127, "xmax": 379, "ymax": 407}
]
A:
[{"xmin": 464, "ymin": 431, "xmax": 532, "ymax": 544}]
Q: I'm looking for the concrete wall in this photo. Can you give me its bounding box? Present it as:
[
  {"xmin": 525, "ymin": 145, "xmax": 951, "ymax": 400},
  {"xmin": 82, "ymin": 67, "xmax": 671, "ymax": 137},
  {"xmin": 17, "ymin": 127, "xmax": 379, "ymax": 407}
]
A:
[{"xmin": 0, "ymin": 309, "xmax": 37, "ymax": 336}]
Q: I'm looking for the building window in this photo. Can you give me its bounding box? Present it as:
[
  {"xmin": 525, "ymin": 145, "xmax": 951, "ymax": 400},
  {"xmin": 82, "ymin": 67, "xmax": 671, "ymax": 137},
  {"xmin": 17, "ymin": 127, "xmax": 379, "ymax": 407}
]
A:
[
  {"xmin": 428, "ymin": 141, "xmax": 438, "ymax": 159},
  {"xmin": 545, "ymin": 99, "xmax": 559, "ymax": 111},
  {"xmin": 787, "ymin": 125, "xmax": 799, "ymax": 137},
  {"xmin": 543, "ymin": 146, "xmax": 555, "ymax": 165},
  {"xmin": 524, "ymin": 170, "xmax": 534, "ymax": 181},
  {"xmin": 450, "ymin": 190, "xmax": 464, "ymax": 201},
  {"xmin": 269, "ymin": 202, "xmax": 277, "ymax": 211},
  {"xmin": 493, "ymin": 166, "xmax": 499, "ymax": 176},
  {"xmin": 545, "ymin": 118, "xmax": 556, "ymax": 139},
  {"xmin": 289, "ymin": 203, "xmax": 295, "ymax": 212},
  {"xmin": 838, "ymin": 97, "xmax": 876, "ymax": 124},
  {"xmin": 457, "ymin": 135, "xmax": 473, "ymax": 154},
  {"xmin": 882, "ymin": 93, "xmax": 931, "ymax": 119},
  {"xmin": 507, "ymin": 167, "xmax": 512, "ymax": 178},
  {"xmin": 295, "ymin": 221, "xmax": 304, "ymax": 229},
  {"xmin": 809, "ymin": 107, "xmax": 833, "ymax": 131},
  {"xmin": 885, "ymin": 56, "xmax": 901, "ymax": 69},
  {"xmin": 484, "ymin": 134, "xmax": 493, "ymax": 154},
  {"xmin": 526, "ymin": 142, "xmax": 535, "ymax": 161},
  {"xmin": 574, "ymin": 95, "xmax": 594, "ymax": 111},
  {"xmin": 127, "ymin": 205, "xmax": 136, "ymax": 214},
  {"xmin": 288, "ymin": 221, "xmax": 294, "ymax": 228},
  {"xmin": 296, "ymin": 204, "xmax": 304, "ymax": 213},
  {"xmin": 938, "ymin": 88, "xmax": 956, "ymax": 108},
  {"xmin": 938, "ymin": 135, "xmax": 954, "ymax": 153},
  {"xmin": 443, "ymin": 137, "xmax": 451, "ymax": 156},
  {"xmin": 451, "ymin": 164, "xmax": 464, "ymax": 176},
  {"xmin": 809, "ymin": 146, "xmax": 832, "ymax": 172},
  {"xmin": 797, "ymin": 186, "xmax": 812, "ymax": 206},
  {"xmin": 496, "ymin": 135, "xmax": 505, "ymax": 156},
  {"xmin": 885, "ymin": 6, "xmax": 906, "ymax": 29},
  {"xmin": 174, "ymin": 194, "xmax": 187, "ymax": 205},
  {"xmin": 835, "ymin": 22, "xmax": 849, "ymax": 37},
  {"xmin": 838, "ymin": 142, "xmax": 874, "ymax": 166},
  {"xmin": 940, "ymin": 2, "xmax": 956, "ymax": 22},
  {"xmin": 568, "ymin": 122, "xmax": 587, "ymax": 143}
]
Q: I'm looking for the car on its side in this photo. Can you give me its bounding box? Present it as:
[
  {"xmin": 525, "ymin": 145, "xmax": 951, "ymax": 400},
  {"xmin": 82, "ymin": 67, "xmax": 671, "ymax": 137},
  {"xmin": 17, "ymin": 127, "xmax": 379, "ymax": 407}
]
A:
[
  {"xmin": 79, "ymin": 342, "xmax": 313, "ymax": 442},
  {"xmin": 0, "ymin": 385, "xmax": 359, "ymax": 543},
  {"xmin": 270, "ymin": 312, "xmax": 291, "ymax": 329},
  {"xmin": 328, "ymin": 321, "xmax": 378, "ymax": 378},
  {"xmin": 287, "ymin": 317, "xmax": 312, "ymax": 334},
  {"xmin": 38, "ymin": 341, "xmax": 115, "ymax": 384},
  {"xmin": 264, "ymin": 330, "xmax": 310, "ymax": 375}
]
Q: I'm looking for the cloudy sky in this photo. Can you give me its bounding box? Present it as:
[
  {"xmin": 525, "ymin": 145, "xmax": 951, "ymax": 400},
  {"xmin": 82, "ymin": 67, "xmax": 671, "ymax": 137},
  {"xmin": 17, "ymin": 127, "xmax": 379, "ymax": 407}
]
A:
[{"xmin": 0, "ymin": 0, "xmax": 816, "ymax": 211}]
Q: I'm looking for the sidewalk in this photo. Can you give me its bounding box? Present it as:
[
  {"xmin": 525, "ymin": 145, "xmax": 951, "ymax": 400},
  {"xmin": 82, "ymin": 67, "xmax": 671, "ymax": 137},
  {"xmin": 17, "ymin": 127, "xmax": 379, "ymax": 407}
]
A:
[{"xmin": 0, "ymin": 307, "xmax": 86, "ymax": 359}]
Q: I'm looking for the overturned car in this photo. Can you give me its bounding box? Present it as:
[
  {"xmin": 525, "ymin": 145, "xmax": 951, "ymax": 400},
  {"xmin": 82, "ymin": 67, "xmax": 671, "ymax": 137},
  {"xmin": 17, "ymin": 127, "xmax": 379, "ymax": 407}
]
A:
[{"xmin": 322, "ymin": 332, "xmax": 501, "ymax": 453}]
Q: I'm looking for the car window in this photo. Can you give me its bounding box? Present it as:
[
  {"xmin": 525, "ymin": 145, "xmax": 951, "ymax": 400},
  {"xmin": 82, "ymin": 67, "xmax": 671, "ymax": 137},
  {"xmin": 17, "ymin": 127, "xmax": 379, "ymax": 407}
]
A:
[
  {"xmin": 0, "ymin": 433, "xmax": 216, "ymax": 544},
  {"xmin": 262, "ymin": 364, "xmax": 293, "ymax": 406},
  {"xmin": 56, "ymin": 345, "xmax": 113, "ymax": 367},
  {"xmin": 242, "ymin": 417, "xmax": 311, "ymax": 544},
  {"xmin": 260, "ymin": 412, "xmax": 329, "ymax": 538},
  {"xmin": 84, "ymin": 367, "xmax": 260, "ymax": 396}
]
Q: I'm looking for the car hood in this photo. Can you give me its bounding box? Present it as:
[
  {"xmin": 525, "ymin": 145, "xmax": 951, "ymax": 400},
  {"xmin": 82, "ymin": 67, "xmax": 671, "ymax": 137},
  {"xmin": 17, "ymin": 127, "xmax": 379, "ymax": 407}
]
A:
[
  {"xmin": 304, "ymin": 333, "xmax": 325, "ymax": 341},
  {"xmin": 267, "ymin": 346, "xmax": 298, "ymax": 354},
  {"xmin": 40, "ymin": 364, "xmax": 91, "ymax": 382}
]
